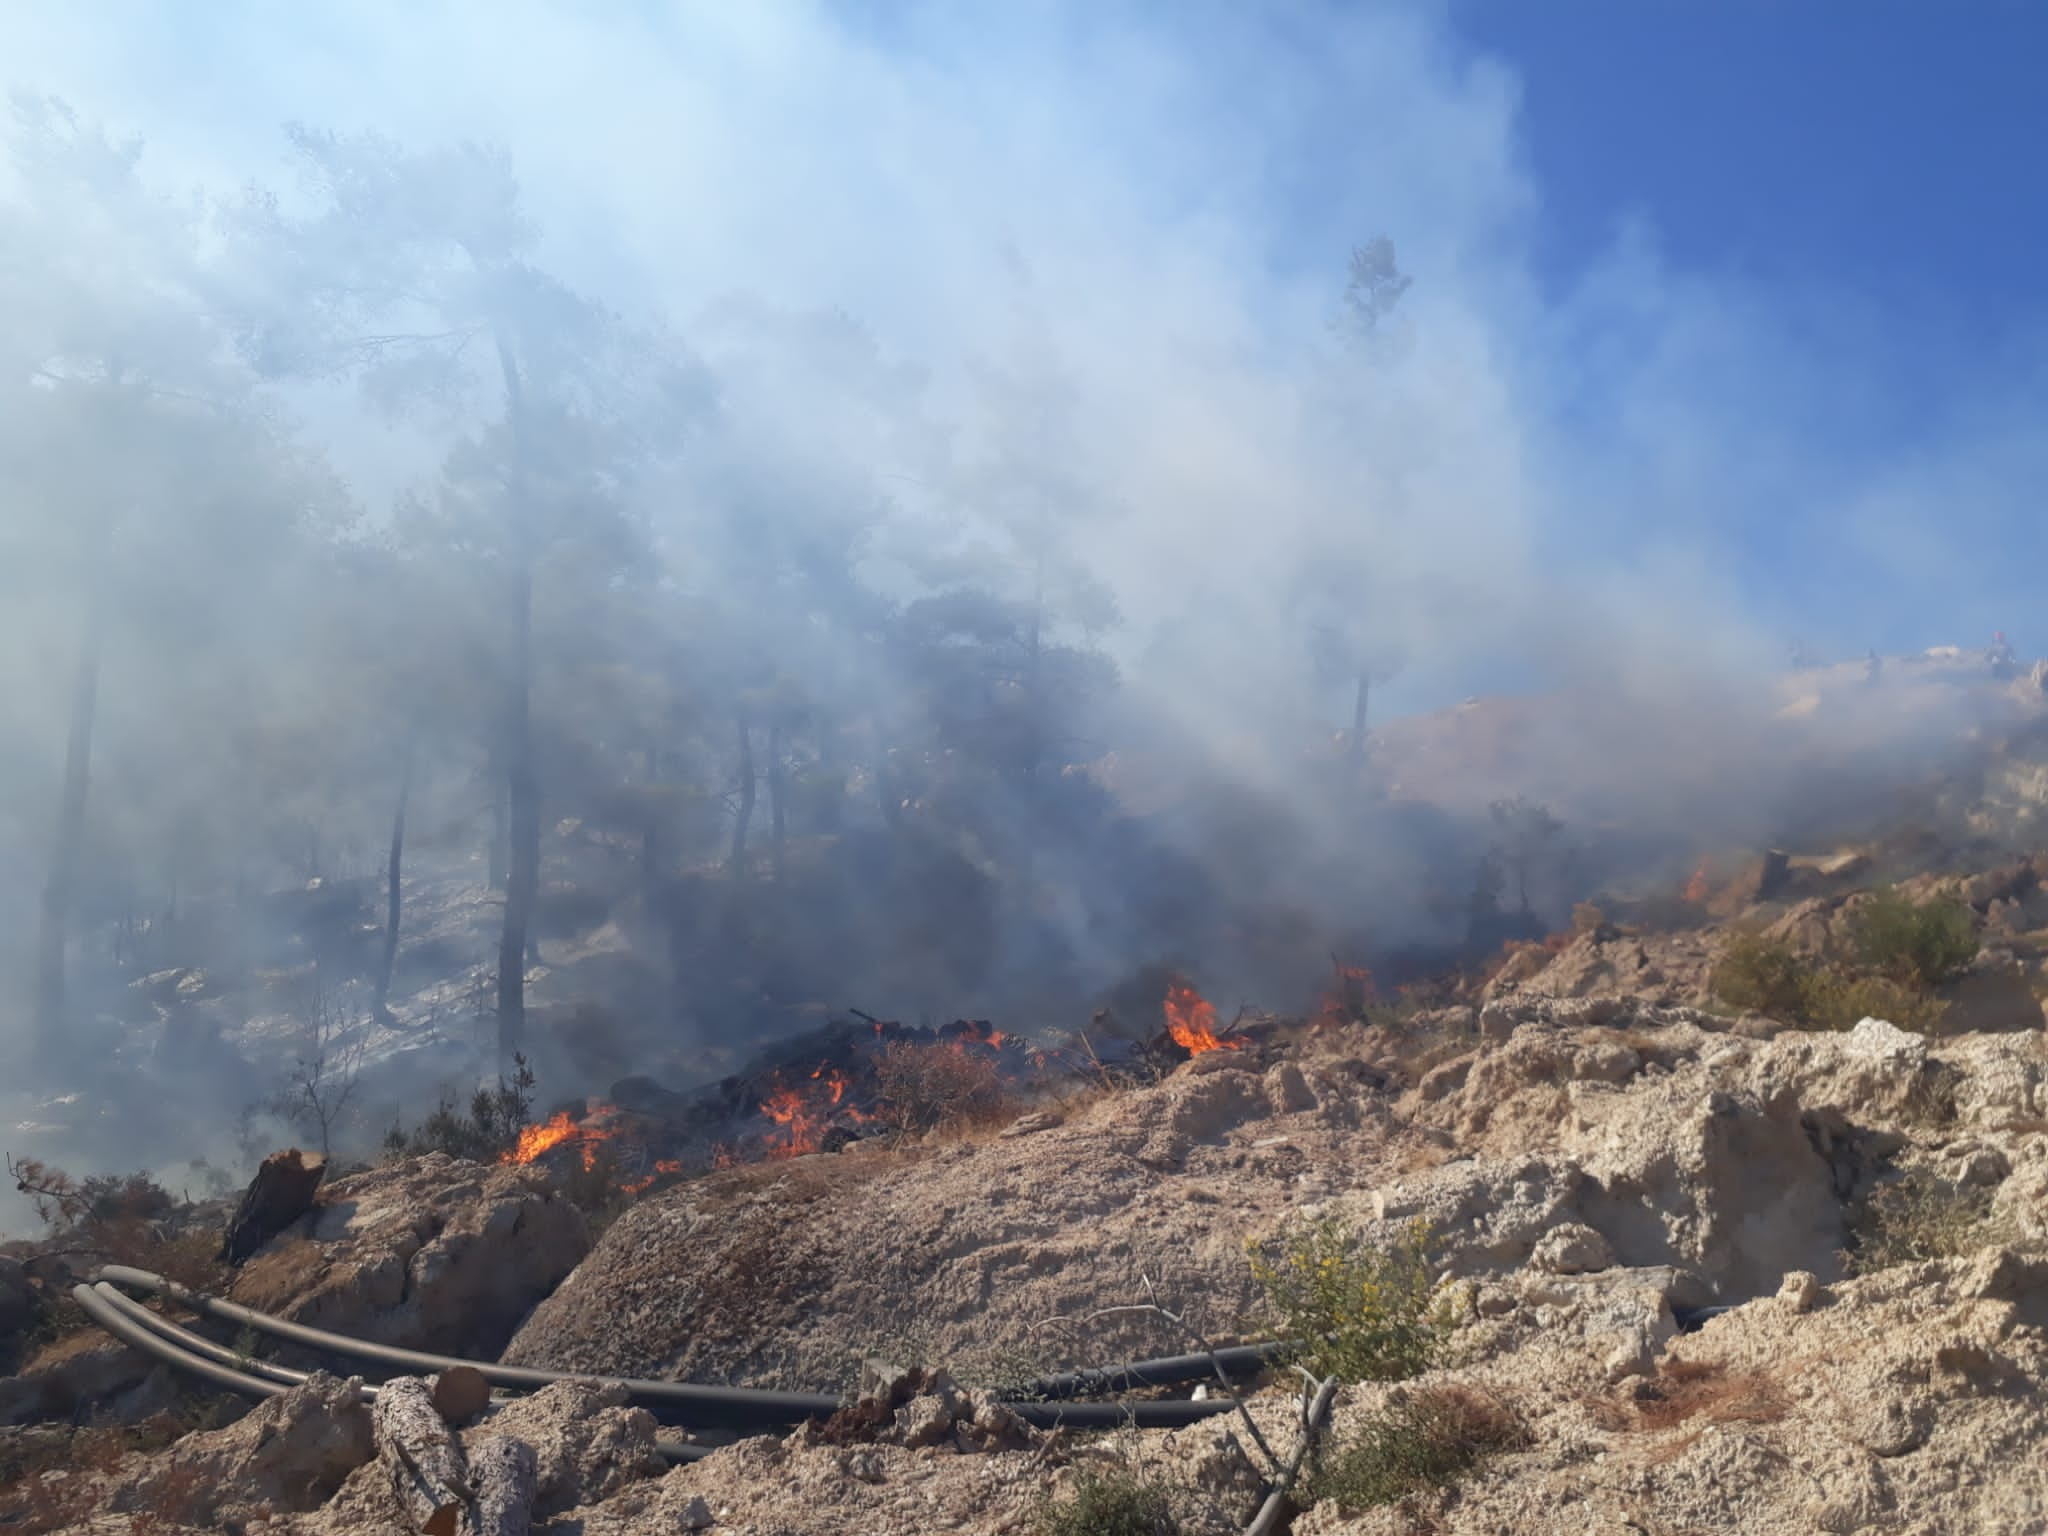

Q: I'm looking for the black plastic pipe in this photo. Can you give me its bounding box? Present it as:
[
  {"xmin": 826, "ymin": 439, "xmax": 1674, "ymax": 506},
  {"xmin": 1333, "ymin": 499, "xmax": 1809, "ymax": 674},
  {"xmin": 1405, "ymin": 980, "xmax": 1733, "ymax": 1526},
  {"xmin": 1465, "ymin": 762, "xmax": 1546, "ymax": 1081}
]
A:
[
  {"xmin": 90, "ymin": 1282, "xmax": 371, "ymax": 1399},
  {"xmin": 73, "ymin": 1281, "xmax": 713, "ymax": 1464},
  {"xmin": 1019, "ymin": 1344, "xmax": 1284, "ymax": 1400},
  {"xmin": 72, "ymin": 1281, "xmax": 300, "ymax": 1406},
  {"xmin": 93, "ymin": 1265, "xmax": 1240, "ymax": 1431},
  {"xmin": 94, "ymin": 1265, "xmax": 839, "ymax": 1430}
]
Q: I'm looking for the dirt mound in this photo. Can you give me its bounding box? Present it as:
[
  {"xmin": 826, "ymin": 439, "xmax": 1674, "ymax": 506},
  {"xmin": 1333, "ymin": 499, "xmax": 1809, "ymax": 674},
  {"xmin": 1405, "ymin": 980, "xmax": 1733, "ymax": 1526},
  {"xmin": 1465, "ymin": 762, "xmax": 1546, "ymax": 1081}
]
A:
[{"xmin": 505, "ymin": 1053, "xmax": 1392, "ymax": 1387}]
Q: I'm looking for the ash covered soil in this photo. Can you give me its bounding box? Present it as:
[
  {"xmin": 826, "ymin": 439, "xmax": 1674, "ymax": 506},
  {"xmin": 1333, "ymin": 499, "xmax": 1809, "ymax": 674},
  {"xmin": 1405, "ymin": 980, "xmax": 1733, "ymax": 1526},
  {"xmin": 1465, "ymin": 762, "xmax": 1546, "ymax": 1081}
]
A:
[{"xmin": 12, "ymin": 882, "xmax": 2048, "ymax": 1532}]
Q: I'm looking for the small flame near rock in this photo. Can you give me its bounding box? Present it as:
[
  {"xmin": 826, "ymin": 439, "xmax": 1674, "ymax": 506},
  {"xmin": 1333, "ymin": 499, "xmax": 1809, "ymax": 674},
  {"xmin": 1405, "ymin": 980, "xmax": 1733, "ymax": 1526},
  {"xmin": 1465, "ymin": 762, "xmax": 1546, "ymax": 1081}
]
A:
[
  {"xmin": 761, "ymin": 1064, "xmax": 873, "ymax": 1159},
  {"xmin": 504, "ymin": 1109, "xmax": 611, "ymax": 1170},
  {"xmin": 1685, "ymin": 861, "xmax": 1712, "ymax": 904},
  {"xmin": 1316, "ymin": 960, "xmax": 1377, "ymax": 1026},
  {"xmin": 1164, "ymin": 981, "xmax": 1245, "ymax": 1055}
]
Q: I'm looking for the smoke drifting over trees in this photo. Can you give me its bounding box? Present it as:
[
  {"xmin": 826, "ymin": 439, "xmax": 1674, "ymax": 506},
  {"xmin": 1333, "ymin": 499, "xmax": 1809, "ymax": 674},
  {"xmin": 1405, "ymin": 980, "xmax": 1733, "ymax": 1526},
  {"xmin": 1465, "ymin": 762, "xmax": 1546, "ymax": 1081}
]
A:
[{"xmin": 1, "ymin": 5, "xmax": 2037, "ymax": 1205}]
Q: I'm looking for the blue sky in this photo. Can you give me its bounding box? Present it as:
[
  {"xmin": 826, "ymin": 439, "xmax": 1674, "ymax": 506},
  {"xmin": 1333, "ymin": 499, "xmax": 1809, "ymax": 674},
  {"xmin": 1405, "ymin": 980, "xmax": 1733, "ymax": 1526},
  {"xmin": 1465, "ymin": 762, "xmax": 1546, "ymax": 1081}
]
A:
[
  {"xmin": 1452, "ymin": 0, "xmax": 2048, "ymax": 663},
  {"xmin": 1457, "ymin": 0, "xmax": 2047, "ymax": 329},
  {"xmin": 8, "ymin": 0, "xmax": 2047, "ymax": 722}
]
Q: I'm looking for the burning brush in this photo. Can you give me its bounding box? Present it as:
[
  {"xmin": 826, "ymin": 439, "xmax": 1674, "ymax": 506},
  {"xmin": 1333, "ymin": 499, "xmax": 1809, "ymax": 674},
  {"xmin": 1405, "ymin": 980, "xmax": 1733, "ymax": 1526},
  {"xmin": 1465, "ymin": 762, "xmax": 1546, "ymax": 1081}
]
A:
[
  {"xmin": 1162, "ymin": 981, "xmax": 1251, "ymax": 1055},
  {"xmin": 497, "ymin": 988, "xmax": 1258, "ymax": 1201}
]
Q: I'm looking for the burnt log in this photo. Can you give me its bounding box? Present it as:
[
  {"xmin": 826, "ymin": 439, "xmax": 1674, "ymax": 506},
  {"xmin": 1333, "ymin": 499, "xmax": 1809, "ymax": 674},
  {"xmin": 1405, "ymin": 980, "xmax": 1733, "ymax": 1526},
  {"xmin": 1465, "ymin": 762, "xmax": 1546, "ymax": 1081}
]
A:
[
  {"xmin": 373, "ymin": 1375, "xmax": 470, "ymax": 1536},
  {"xmin": 431, "ymin": 1365, "xmax": 492, "ymax": 1426},
  {"xmin": 468, "ymin": 1435, "xmax": 537, "ymax": 1536},
  {"xmin": 219, "ymin": 1149, "xmax": 326, "ymax": 1264},
  {"xmin": 1753, "ymin": 848, "xmax": 1793, "ymax": 903}
]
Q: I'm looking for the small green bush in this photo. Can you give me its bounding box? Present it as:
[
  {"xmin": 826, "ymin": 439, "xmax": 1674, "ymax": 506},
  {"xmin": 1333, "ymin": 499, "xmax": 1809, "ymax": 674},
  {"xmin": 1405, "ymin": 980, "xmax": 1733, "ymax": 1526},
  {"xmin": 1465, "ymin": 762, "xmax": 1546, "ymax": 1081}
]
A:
[
  {"xmin": 1310, "ymin": 1385, "xmax": 1530, "ymax": 1512},
  {"xmin": 1034, "ymin": 1467, "xmax": 1180, "ymax": 1536},
  {"xmin": 1844, "ymin": 1171, "xmax": 2009, "ymax": 1275},
  {"xmin": 1245, "ymin": 1217, "xmax": 1454, "ymax": 1384},
  {"xmin": 1796, "ymin": 968, "xmax": 1948, "ymax": 1033},
  {"xmin": 1710, "ymin": 930, "xmax": 1808, "ymax": 1018},
  {"xmin": 1849, "ymin": 886, "xmax": 1980, "ymax": 989},
  {"xmin": 382, "ymin": 1054, "xmax": 537, "ymax": 1163},
  {"xmin": 1711, "ymin": 930, "xmax": 1950, "ymax": 1033}
]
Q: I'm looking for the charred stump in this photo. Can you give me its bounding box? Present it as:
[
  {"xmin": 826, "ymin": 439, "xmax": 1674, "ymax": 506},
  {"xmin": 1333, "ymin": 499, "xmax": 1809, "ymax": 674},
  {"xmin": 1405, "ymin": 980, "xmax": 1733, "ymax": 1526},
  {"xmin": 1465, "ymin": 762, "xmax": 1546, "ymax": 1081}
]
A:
[{"xmin": 219, "ymin": 1148, "xmax": 326, "ymax": 1264}]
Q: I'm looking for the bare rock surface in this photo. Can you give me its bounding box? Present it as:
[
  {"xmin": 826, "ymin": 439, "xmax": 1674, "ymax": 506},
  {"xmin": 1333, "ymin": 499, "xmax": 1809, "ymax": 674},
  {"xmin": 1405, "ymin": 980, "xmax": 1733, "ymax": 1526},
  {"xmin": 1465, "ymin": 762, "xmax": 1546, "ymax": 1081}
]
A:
[
  {"xmin": 462, "ymin": 1378, "xmax": 664, "ymax": 1515},
  {"xmin": 230, "ymin": 1152, "xmax": 592, "ymax": 1358},
  {"xmin": 510, "ymin": 1005, "xmax": 2045, "ymax": 1394},
  {"xmin": 109, "ymin": 1371, "xmax": 373, "ymax": 1523},
  {"xmin": 505, "ymin": 1051, "xmax": 1400, "ymax": 1386},
  {"xmin": 22, "ymin": 989, "xmax": 2048, "ymax": 1534}
]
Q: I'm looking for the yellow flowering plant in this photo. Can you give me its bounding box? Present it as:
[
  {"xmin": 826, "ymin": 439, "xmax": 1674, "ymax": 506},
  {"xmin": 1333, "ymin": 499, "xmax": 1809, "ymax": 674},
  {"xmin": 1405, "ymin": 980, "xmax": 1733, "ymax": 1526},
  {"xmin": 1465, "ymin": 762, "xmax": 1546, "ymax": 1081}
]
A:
[{"xmin": 1244, "ymin": 1215, "xmax": 1454, "ymax": 1383}]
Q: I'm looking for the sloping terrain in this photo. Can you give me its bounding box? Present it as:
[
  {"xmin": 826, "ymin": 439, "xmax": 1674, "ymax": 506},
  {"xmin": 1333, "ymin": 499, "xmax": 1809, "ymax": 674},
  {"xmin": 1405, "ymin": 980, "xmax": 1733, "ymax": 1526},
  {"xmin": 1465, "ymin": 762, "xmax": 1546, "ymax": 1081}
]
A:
[{"xmin": 12, "ymin": 967, "xmax": 2048, "ymax": 1533}]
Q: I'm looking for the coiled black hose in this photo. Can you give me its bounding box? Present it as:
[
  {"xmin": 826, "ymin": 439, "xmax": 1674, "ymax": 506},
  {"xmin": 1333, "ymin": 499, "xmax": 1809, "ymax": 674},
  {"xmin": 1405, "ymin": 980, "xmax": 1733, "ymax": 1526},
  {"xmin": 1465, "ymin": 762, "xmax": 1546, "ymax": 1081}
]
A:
[
  {"xmin": 73, "ymin": 1281, "xmax": 715, "ymax": 1464},
  {"xmin": 91, "ymin": 1266, "xmax": 1248, "ymax": 1431}
]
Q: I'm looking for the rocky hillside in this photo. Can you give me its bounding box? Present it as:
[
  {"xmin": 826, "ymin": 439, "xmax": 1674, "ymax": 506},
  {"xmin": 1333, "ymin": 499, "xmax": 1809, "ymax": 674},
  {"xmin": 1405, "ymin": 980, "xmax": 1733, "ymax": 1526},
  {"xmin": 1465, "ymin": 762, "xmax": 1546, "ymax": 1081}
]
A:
[{"xmin": 7, "ymin": 912, "xmax": 2048, "ymax": 1534}]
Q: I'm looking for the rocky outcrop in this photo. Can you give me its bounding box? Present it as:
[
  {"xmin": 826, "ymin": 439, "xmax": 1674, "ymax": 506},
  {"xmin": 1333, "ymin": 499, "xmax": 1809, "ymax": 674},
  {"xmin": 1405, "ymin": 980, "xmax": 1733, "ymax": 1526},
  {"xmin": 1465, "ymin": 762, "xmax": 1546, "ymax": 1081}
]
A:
[
  {"xmin": 109, "ymin": 1372, "xmax": 373, "ymax": 1523},
  {"xmin": 23, "ymin": 984, "xmax": 2048, "ymax": 1534},
  {"xmin": 503, "ymin": 1049, "xmax": 1399, "ymax": 1387},
  {"xmin": 0, "ymin": 1334, "xmax": 183, "ymax": 1428},
  {"xmin": 462, "ymin": 1379, "xmax": 664, "ymax": 1516},
  {"xmin": 230, "ymin": 1153, "xmax": 592, "ymax": 1359}
]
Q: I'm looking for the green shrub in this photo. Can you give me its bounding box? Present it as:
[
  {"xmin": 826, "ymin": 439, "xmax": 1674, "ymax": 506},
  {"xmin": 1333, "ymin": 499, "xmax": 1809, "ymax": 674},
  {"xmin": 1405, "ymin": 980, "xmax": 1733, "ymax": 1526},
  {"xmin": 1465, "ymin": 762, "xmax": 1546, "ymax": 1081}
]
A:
[
  {"xmin": 1796, "ymin": 968, "xmax": 1948, "ymax": 1033},
  {"xmin": 1843, "ymin": 1171, "xmax": 2009, "ymax": 1275},
  {"xmin": 1245, "ymin": 1217, "xmax": 1454, "ymax": 1384},
  {"xmin": 1849, "ymin": 886, "xmax": 1980, "ymax": 988},
  {"xmin": 1310, "ymin": 1385, "xmax": 1530, "ymax": 1512},
  {"xmin": 382, "ymin": 1054, "xmax": 537, "ymax": 1162},
  {"xmin": 1710, "ymin": 929, "xmax": 1808, "ymax": 1018},
  {"xmin": 1712, "ymin": 928, "xmax": 1950, "ymax": 1033},
  {"xmin": 1034, "ymin": 1467, "xmax": 1180, "ymax": 1536}
]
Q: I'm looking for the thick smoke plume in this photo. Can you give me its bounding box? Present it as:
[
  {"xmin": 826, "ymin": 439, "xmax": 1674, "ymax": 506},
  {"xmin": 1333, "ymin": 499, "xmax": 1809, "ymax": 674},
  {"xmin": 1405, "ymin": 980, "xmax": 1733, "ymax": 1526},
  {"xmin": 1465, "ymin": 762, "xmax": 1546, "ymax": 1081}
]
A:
[{"xmin": 1, "ymin": 3, "xmax": 2034, "ymax": 1227}]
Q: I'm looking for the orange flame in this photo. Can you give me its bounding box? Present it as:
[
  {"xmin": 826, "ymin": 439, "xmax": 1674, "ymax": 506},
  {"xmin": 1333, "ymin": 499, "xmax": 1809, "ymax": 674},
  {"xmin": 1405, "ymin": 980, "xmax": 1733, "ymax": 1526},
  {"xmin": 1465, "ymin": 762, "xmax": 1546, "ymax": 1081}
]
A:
[
  {"xmin": 504, "ymin": 1110, "xmax": 580, "ymax": 1166},
  {"xmin": 620, "ymin": 1158, "xmax": 684, "ymax": 1197},
  {"xmin": 954, "ymin": 1020, "xmax": 1009, "ymax": 1048},
  {"xmin": 1317, "ymin": 962, "xmax": 1377, "ymax": 1026},
  {"xmin": 764, "ymin": 1066, "xmax": 868, "ymax": 1158},
  {"xmin": 1685, "ymin": 861, "xmax": 1711, "ymax": 904},
  {"xmin": 1164, "ymin": 981, "xmax": 1241, "ymax": 1055},
  {"xmin": 501, "ymin": 1104, "xmax": 621, "ymax": 1172}
]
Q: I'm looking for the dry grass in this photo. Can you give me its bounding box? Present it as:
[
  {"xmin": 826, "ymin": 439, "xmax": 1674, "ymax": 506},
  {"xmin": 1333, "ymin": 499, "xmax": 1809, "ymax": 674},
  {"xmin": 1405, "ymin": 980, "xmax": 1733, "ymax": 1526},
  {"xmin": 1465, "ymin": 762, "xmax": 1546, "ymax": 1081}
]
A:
[
  {"xmin": 694, "ymin": 1140, "xmax": 924, "ymax": 1212},
  {"xmin": 0, "ymin": 1468, "xmax": 102, "ymax": 1535},
  {"xmin": 1585, "ymin": 1356, "xmax": 1791, "ymax": 1460},
  {"xmin": 1310, "ymin": 1384, "xmax": 1532, "ymax": 1513},
  {"xmin": 1843, "ymin": 1171, "xmax": 2009, "ymax": 1274},
  {"xmin": 231, "ymin": 1235, "xmax": 328, "ymax": 1314},
  {"xmin": 7, "ymin": 1160, "xmax": 233, "ymax": 1364},
  {"xmin": 873, "ymin": 1040, "xmax": 1016, "ymax": 1136},
  {"xmin": 0, "ymin": 1408, "xmax": 223, "ymax": 1534}
]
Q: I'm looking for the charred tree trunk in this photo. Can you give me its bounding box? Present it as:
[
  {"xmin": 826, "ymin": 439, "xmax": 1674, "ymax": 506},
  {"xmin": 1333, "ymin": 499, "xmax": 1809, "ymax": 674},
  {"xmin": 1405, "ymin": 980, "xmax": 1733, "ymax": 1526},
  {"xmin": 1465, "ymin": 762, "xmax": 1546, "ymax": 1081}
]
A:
[
  {"xmin": 372, "ymin": 1376, "xmax": 470, "ymax": 1536},
  {"xmin": 374, "ymin": 745, "xmax": 415, "ymax": 1021},
  {"xmin": 640, "ymin": 741, "xmax": 661, "ymax": 899},
  {"xmin": 1349, "ymin": 671, "xmax": 1371, "ymax": 777},
  {"xmin": 468, "ymin": 1435, "xmax": 537, "ymax": 1536},
  {"xmin": 729, "ymin": 714, "xmax": 756, "ymax": 875},
  {"xmin": 1021, "ymin": 546, "xmax": 1046, "ymax": 780},
  {"xmin": 767, "ymin": 722, "xmax": 787, "ymax": 882},
  {"xmin": 35, "ymin": 610, "xmax": 104, "ymax": 1066},
  {"xmin": 495, "ymin": 334, "xmax": 541, "ymax": 1072},
  {"xmin": 815, "ymin": 719, "xmax": 844, "ymax": 832},
  {"xmin": 219, "ymin": 1149, "xmax": 326, "ymax": 1265},
  {"xmin": 487, "ymin": 752, "xmax": 508, "ymax": 891}
]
